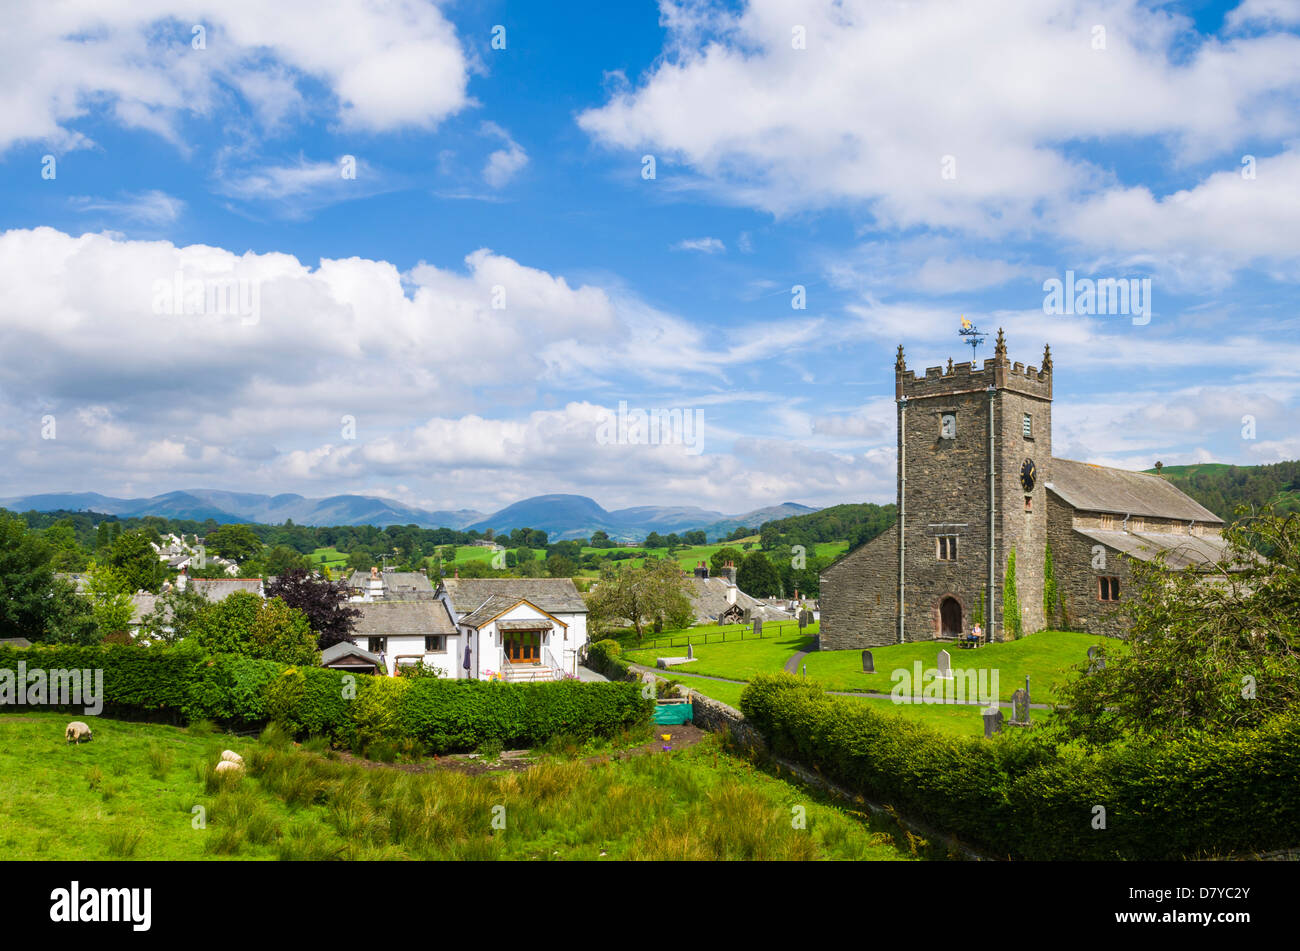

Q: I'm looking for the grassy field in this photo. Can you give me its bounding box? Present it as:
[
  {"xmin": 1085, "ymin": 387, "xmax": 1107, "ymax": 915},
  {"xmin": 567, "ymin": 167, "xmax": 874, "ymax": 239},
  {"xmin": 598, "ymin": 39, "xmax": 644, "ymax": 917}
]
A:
[
  {"xmin": 625, "ymin": 630, "xmax": 816, "ymax": 680},
  {"xmin": 801, "ymin": 630, "xmax": 1118, "ymax": 703},
  {"xmin": 0, "ymin": 712, "xmax": 916, "ymax": 861},
  {"xmin": 317, "ymin": 539, "xmax": 850, "ymax": 580}
]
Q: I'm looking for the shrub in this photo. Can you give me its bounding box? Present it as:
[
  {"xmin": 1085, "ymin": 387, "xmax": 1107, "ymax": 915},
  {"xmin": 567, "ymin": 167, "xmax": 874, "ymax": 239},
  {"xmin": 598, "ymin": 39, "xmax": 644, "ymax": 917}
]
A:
[
  {"xmin": 585, "ymin": 639, "xmax": 630, "ymax": 680},
  {"xmin": 0, "ymin": 642, "xmax": 651, "ymax": 755},
  {"xmin": 739, "ymin": 673, "xmax": 1300, "ymax": 860}
]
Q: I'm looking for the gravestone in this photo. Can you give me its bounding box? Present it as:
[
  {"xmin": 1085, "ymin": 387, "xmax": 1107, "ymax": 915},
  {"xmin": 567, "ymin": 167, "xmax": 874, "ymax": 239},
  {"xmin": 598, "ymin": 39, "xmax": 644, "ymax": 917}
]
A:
[
  {"xmin": 798, "ymin": 611, "xmax": 808, "ymax": 630},
  {"xmin": 1010, "ymin": 688, "xmax": 1030, "ymax": 725},
  {"xmin": 753, "ymin": 619, "xmax": 763, "ymax": 637},
  {"xmin": 982, "ymin": 706, "xmax": 1004, "ymax": 738},
  {"xmin": 687, "ymin": 642, "xmax": 694, "ymax": 660},
  {"xmin": 861, "ymin": 649, "xmax": 875, "ymax": 673},
  {"xmin": 937, "ymin": 648, "xmax": 953, "ymax": 680},
  {"xmin": 1087, "ymin": 645, "xmax": 1105, "ymax": 673}
]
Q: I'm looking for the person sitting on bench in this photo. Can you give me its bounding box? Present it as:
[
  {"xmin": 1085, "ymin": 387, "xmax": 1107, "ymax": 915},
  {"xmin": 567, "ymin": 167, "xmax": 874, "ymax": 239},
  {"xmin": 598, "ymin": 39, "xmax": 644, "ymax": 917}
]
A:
[{"xmin": 966, "ymin": 624, "xmax": 983, "ymax": 647}]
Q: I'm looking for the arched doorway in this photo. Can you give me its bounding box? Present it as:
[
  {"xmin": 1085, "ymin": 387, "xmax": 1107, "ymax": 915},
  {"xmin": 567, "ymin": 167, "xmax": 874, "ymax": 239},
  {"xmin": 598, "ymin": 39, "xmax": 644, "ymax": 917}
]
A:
[{"xmin": 940, "ymin": 597, "xmax": 962, "ymax": 635}]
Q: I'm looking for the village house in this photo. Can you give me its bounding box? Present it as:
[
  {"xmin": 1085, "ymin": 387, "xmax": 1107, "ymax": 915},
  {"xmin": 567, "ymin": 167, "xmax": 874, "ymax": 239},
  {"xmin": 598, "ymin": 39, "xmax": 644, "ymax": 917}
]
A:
[
  {"xmin": 438, "ymin": 577, "xmax": 589, "ymax": 681},
  {"xmin": 351, "ymin": 598, "xmax": 459, "ymax": 676},
  {"xmin": 686, "ymin": 561, "xmax": 791, "ymax": 625}
]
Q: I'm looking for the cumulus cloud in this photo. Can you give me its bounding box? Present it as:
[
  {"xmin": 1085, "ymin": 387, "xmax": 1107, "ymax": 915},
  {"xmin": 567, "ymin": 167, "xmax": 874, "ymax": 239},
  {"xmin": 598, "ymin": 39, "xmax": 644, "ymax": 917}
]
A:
[
  {"xmin": 0, "ymin": 0, "xmax": 471, "ymax": 154},
  {"xmin": 481, "ymin": 122, "xmax": 529, "ymax": 188},
  {"xmin": 578, "ymin": 0, "xmax": 1300, "ymax": 269}
]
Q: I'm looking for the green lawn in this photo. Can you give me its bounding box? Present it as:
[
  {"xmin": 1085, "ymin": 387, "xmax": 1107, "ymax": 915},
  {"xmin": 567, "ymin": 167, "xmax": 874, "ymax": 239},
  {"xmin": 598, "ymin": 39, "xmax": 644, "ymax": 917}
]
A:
[
  {"xmin": 803, "ymin": 630, "xmax": 1120, "ymax": 703},
  {"xmin": 0, "ymin": 712, "xmax": 914, "ymax": 861},
  {"xmin": 664, "ymin": 672, "xmax": 1045, "ymax": 738},
  {"xmin": 625, "ymin": 630, "xmax": 816, "ymax": 681}
]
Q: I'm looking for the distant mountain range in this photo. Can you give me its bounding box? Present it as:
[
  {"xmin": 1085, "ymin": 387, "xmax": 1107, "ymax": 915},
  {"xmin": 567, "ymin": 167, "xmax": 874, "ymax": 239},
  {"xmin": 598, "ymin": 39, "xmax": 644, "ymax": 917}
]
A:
[{"xmin": 0, "ymin": 489, "xmax": 818, "ymax": 542}]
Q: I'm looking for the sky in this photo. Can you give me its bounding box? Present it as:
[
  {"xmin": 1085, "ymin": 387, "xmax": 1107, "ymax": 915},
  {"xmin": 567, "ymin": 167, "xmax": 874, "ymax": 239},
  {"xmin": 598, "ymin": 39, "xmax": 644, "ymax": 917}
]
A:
[{"xmin": 0, "ymin": 0, "xmax": 1297, "ymax": 516}]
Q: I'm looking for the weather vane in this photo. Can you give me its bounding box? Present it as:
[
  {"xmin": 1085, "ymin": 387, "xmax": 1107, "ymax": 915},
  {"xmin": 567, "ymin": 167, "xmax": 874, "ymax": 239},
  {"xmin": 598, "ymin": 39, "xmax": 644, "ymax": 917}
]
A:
[{"xmin": 958, "ymin": 315, "xmax": 986, "ymax": 360}]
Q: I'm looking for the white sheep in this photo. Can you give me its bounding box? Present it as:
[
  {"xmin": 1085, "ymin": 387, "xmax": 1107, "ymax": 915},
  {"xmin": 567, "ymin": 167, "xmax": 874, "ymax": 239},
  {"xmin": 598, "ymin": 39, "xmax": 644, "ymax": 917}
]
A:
[
  {"xmin": 65, "ymin": 721, "xmax": 93, "ymax": 744},
  {"xmin": 220, "ymin": 750, "xmax": 244, "ymax": 765},
  {"xmin": 214, "ymin": 760, "xmax": 244, "ymax": 775}
]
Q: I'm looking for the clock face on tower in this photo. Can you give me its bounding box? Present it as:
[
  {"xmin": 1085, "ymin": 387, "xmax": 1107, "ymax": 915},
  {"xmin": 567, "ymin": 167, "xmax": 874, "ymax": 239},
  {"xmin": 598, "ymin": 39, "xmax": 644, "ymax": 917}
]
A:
[{"xmin": 1020, "ymin": 458, "xmax": 1037, "ymax": 492}]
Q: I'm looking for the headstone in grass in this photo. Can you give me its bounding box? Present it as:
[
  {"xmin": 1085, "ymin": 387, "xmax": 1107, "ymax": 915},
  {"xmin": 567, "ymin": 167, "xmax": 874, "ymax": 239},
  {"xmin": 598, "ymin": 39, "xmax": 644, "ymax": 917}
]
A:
[
  {"xmin": 1087, "ymin": 645, "xmax": 1105, "ymax": 673},
  {"xmin": 798, "ymin": 611, "xmax": 807, "ymax": 630},
  {"xmin": 1010, "ymin": 688, "xmax": 1031, "ymax": 725},
  {"xmin": 937, "ymin": 648, "xmax": 953, "ymax": 680},
  {"xmin": 753, "ymin": 618, "xmax": 763, "ymax": 638},
  {"xmin": 861, "ymin": 649, "xmax": 875, "ymax": 673},
  {"xmin": 982, "ymin": 706, "xmax": 1004, "ymax": 738}
]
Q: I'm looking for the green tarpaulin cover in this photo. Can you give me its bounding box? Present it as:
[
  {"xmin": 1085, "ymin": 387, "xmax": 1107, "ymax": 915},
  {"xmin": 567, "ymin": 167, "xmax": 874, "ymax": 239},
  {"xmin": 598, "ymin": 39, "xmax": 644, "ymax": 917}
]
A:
[{"xmin": 653, "ymin": 703, "xmax": 694, "ymax": 725}]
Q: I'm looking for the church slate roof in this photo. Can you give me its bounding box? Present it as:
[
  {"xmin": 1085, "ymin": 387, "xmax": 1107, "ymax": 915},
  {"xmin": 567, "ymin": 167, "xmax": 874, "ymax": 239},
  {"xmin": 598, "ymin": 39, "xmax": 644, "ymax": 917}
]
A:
[
  {"xmin": 1047, "ymin": 458, "xmax": 1222, "ymax": 523},
  {"xmin": 1073, "ymin": 528, "xmax": 1234, "ymax": 570},
  {"xmin": 440, "ymin": 578, "xmax": 587, "ymax": 617},
  {"xmin": 352, "ymin": 600, "xmax": 457, "ymax": 636}
]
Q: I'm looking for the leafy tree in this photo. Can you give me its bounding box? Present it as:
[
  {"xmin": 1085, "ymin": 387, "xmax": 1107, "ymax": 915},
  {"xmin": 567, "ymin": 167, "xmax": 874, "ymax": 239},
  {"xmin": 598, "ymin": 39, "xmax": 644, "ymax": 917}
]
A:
[
  {"xmin": 85, "ymin": 565, "xmax": 135, "ymax": 639},
  {"xmin": 105, "ymin": 530, "xmax": 164, "ymax": 593},
  {"xmin": 248, "ymin": 597, "xmax": 320, "ymax": 666},
  {"xmin": 264, "ymin": 569, "xmax": 360, "ymax": 649},
  {"xmin": 585, "ymin": 560, "xmax": 694, "ymax": 641},
  {"xmin": 140, "ymin": 585, "xmax": 208, "ymax": 644},
  {"xmin": 1052, "ymin": 509, "xmax": 1300, "ymax": 744},
  {"xmin": 43, "ymin": 520, "xmax": 89, "ymax": 571},
  {"xmin": 589, "ymin": 530, "xmax": 614, "ymax": 549},
  {"xmin": 709, "ymin": 547, "xmax": 744, "ymax": 575},
  {"xmin": 737, "ymin": 551, "xmax": 781, "ymax": 597},
  {"xmin": 545, "ymin": 553, "xmax": 577, "ymax": 578},
  {"xmin": 191, "ymin": 591, "xmax": 318, "ymax": 664},
  {"xmin": 95, "ymin": 521, "xmax": 111, "ymax": 551},
  {"xmin": 0, "ymin": 515, "xmax": 86, "ymax": 641},
  {"xmin": 263, "ymin": 545, "xmax": 310, "ymax": 578},
  {"xmin": 205, "ymin": 523, "xmax": 263, "ymax": 562},
  {"xmin": 682, "ymin": 530, "xmax": 707, "ymax": 546}
]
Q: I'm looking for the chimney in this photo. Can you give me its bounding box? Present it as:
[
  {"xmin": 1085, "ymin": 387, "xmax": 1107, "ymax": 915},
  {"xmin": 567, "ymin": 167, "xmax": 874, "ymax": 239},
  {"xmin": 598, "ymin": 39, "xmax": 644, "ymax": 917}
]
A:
[{"xmin": 722, "ymin": 561, "xmax": 737, "ymax": 604}]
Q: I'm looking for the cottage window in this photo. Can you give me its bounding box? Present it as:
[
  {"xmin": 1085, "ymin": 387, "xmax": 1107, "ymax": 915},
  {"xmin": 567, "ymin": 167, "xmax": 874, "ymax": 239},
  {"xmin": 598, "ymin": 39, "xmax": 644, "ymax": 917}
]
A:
[
  {"xmin": 368, "ymin": 637, "xmax": 387, "ymax": 653},
  {"xmin": 424, "ymin": 636, "xmax": 445, "ymax": 652},
  {"xmin": 937, "ymin": 535, "xmax": 958, "ymax": 561},
  {"xmin": 1098, "ymin": 577, "xmax": 1120, "ymax": 602}
]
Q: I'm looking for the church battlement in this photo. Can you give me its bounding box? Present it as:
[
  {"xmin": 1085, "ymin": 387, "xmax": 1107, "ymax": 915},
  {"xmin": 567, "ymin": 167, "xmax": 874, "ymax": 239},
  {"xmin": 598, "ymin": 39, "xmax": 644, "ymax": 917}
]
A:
[{"xmin": 895, "ymin": 330, "xmax": 1052, "ymax": 401}]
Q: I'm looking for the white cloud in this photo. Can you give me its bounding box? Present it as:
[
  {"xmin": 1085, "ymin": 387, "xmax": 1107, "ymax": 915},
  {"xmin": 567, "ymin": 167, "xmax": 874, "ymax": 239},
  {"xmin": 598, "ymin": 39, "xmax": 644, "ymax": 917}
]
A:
[
  {"xmin": 0, "ymin": 0, "xmax": 471, "ymax": 154},
  {"xmin": 481, "ymin": 122, "xmax": 529, "ymax": 188},
  {"xmin": 68, "ymin": 190, "xmax": 185, "ymax": 226},
  {"xmin": 578, "ymin": 0, "xmax": 1300, "ymax": 266},
  {"xmin": 671, "ymin": 237, "xmax": 726, "ymax": 254}
]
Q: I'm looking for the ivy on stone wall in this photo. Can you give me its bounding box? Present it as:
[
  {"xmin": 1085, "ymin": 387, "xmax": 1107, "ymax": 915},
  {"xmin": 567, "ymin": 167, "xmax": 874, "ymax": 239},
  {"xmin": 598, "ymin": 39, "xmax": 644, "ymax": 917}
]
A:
[
  {"xmin": 1004, "ymin": 547, "xmax": 1023, "ymax": 639},
  {"xmin": 1043, "ymin": 540, "xmax": 1059, "ymax": 631}
]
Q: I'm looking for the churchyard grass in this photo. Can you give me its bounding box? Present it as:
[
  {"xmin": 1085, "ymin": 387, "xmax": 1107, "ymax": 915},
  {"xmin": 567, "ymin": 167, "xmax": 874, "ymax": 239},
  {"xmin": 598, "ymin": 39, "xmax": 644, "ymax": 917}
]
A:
[
  {"xmin": 0, "ymin": 711, "xmax": 914, "ymax": 861},
  {"xmin": 802, "ymin": 630, "xmax": 1121, "ymax": 703},
  {"xmin": 623, "ymin": 629, "xmax": 816, "ymax": 681}
]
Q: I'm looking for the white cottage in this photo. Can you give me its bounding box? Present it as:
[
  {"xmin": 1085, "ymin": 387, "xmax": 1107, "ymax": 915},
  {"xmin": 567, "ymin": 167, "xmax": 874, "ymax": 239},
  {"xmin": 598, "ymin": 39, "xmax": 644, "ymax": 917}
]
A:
[
  {"xmin": 351, "ymin": 599, "xmax": 460, "ymax": 677},
  {"xmin": 437, "ymin": 578, "xmax": 589, "ymax": 682}
]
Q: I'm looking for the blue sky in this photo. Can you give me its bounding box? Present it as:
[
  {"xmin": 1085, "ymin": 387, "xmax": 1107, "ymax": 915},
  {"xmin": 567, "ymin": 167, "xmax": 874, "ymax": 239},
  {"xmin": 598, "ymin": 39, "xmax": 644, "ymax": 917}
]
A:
[{"xmin": 0, "ymin": 0, "xmax": 1298, "ymax": 515}]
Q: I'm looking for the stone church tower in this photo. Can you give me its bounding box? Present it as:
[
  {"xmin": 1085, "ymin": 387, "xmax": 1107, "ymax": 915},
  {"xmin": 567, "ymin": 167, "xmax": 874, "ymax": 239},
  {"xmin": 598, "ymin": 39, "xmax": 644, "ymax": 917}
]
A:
[{"xmin": 821, "ymin": 330, "xmax": 1053, "ymax": 646}]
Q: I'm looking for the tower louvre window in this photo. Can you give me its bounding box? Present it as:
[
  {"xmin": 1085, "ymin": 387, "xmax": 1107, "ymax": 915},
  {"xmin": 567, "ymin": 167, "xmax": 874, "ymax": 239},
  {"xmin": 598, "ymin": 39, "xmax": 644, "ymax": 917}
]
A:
[
  {"xmin": 937, "ymin": 535, "xmax": 958, "ymax": 561},
  {"xmin": 1022, "ymin": 413, "xmax": 1032, "ymax": 437}
]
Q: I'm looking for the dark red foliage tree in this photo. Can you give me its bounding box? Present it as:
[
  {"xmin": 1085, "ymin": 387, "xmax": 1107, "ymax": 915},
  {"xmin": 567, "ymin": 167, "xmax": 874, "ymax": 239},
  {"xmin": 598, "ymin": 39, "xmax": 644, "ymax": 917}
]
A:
[{"xmin": 264, "ymin": 569, "xmax": 360, "ymax": 649}]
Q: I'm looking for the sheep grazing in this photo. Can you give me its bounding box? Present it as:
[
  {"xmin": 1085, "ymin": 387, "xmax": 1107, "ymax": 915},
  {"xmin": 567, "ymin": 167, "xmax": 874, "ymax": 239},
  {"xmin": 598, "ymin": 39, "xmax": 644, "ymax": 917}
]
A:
[
  {"xmin": 214, "ymin": 760, "xmax": 244, "ymax": 775},
  {"xmin": 65, "ymin": 721, "xmax": 93, "ymax": 744},
  {"xmin": 220, "ymin": 750, "xmax": 244, "ymax": 765}
]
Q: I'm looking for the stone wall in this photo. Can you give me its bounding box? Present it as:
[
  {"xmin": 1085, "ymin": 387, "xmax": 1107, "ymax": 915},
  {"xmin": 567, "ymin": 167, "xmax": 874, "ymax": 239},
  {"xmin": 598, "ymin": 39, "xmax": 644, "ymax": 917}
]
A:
[
  {"xmin": 1045, "ymin": 491, "xmax": 1130, "ymax": 636},
  {"xmin": 818, "ymin": 525, "xmax": 898, "ymax": 649},
  {"xmin": 688, "ymin": 692, "xmax": 768, "ymax": 753}
]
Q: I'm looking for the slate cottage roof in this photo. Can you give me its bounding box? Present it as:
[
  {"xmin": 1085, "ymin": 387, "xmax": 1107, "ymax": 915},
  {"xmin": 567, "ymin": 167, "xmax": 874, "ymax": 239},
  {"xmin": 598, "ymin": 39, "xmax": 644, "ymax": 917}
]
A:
[
  {"xmin": 1047, "ymin": 458, "xmax": 1222, "ymax": 523},
  {"xmin": 439, "ymin": 578, "xmax": 587, "ymax": 617},
  {"xmin": 189, "ymin": 578, "xmax": 264, "ymax": 601},
  {"xmin": 352, "ymin": 600, "xmax": 457, "ymax": 637}
]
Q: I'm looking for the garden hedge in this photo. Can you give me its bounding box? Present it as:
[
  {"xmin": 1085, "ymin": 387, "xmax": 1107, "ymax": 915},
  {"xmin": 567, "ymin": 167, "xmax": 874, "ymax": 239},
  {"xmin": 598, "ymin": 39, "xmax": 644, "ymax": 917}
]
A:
[
  {"xmin": 741, "ymin": 673, "xmax": 1300, "ymax": 860},
  {"xmin": 0, "ymin": 643, "xmax": 652, "ymax": 754},
  {"xmin": 584, "ymin": 639, "xmax": 633, "ymax": 681}
]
